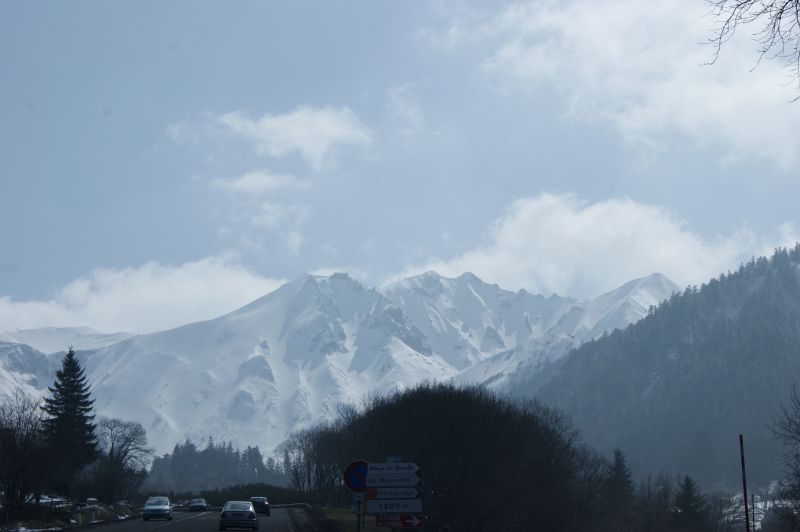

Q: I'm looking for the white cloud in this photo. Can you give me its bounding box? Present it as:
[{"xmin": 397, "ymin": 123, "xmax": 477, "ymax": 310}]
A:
[
  {"xmin": 430, "ymin": 0, "xmax": 800, "ymax": 168},
  {"xmin": 211, "ymin": 170, "xmax": 312, "ymax": 254},
  {"xmin": 218, "ymin": 106, "xmax": 372, "ymax": 170},
  {"xmin": 0, "ymin": 257, "xmax": 285, "ymax": 334},
  {"xmin": 213, "ymin": 169, "xmax": 309, "ymax": 194},
  {"xmin": 226, "ymin": 202, "xmax": 309, "ymax": 254},
  {"xmin": 393, "ymin": 193, "xmax": 799, "ymax": 299},
  {"xmin": 387, "ymin": 82, "xmax": 426, "ymax": 136},
  {"xmin": 254, "ymin": 199, "xmax": 309, "ymax": 226}
]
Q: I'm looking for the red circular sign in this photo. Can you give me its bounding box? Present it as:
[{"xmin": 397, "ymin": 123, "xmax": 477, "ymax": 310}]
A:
[{"xmin": 343, "ymin": 460, "xmax": 369, "ymax": 492}]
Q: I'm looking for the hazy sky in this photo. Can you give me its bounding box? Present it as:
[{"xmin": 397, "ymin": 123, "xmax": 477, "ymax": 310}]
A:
[{"xmin": 2, "ymin": 0, "xmax": 798, "ymax": 333}]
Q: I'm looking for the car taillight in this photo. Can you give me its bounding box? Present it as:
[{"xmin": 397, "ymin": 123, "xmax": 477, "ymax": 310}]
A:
[{"xmin": 249, "ymin": 512, "xmax": 255, "ymax": 519}]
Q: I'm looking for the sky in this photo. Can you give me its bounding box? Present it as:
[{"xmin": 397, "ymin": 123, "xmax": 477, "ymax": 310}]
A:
[{"xmin": 1, "ymin": 0, "xmax": 798, "ymax": 334}]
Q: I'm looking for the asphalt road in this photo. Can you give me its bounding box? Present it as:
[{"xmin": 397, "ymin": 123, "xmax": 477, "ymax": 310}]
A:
[{"xmin": 85, "ymin": 508, "xmax": 294, "ymax": 532}]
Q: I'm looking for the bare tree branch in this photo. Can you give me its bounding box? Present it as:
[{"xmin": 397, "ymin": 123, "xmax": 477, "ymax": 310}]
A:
[{"xmin": 708, "ymin": 0, "xmax": 800, "ymax": 98}]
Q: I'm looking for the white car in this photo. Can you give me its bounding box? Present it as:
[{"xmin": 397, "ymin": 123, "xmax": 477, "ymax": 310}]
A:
[{"xmin": 143, "ymin": 496, "xmax": 173, "ymax": 521}]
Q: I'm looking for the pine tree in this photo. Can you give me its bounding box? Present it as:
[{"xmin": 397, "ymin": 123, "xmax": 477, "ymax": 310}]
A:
[
  {"xmin": 600, "ymin": 449, "xmax": 636, "ymax": 531},
  {"xmin": 671, "ymin": 475, "xmax": 710, "ymax": 532},
  {"xmin": 41, "ymin": 347, "xmax": 98, "ymax": 494}
]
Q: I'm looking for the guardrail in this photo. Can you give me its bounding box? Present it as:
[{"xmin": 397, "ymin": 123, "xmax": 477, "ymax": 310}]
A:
[
  {"xmin": 173, "ymin": 502, "xmax": 311, "ymax": 512},
  {"xmin": 271, "ymin": 503, "xmax": 311, "ymax": 510}
]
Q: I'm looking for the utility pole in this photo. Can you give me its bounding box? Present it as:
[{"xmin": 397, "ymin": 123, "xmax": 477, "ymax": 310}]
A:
[{"xmin": 740, "ymin": 434, "xmax": 751, "ymax": 532}]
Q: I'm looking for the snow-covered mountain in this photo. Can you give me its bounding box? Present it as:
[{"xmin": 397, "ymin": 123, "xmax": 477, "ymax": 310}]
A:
[
  {"xmin": 0, "ymin": 341, "xmax": 54, "ymax": 398},
  {"xmin": 0, "ymin": 271, "xmax": 678, "ymax": 455}
]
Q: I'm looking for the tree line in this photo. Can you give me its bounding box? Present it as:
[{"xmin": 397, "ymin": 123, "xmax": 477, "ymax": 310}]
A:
[
  {"xmin": 0, "ymin": 346, "xmax": 290, "ymax": 523},
  {"xmin": 0, "ymin": 348, "xmax": 151, "ymax": 522},
  {"xmin": 146, "ymin": 438, "xmax": 287, "ymax": 492},
  {"xmin": 281, "ymin": 382, "xmax": 799, "ymax": 532},
  {"xmin": 532, "ymin": 245, "xmax": 800, "ymax": 487}
]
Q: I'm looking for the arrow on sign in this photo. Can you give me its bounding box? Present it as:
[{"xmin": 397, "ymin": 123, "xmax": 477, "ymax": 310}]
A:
[{"xmin": 375, "ymin": 514, "xmax": 424, "ymax": 528}]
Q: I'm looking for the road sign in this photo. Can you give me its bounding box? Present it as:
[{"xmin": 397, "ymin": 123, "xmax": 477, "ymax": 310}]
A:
[
  {"xmin": 368, "ymin": 462, "xmax": 419, "ymax": 474},
  {"xmin": 376, "ymin": 514, "xmax": 424, "ymax": 528},
  {"xmin": 367, "ymin": 487, "xmax": 420, "ymax": 499},
  {"xmin": 366, "ymin": 472, "xmax": 420, "ymax": 487},
  {"xmin": 366, "ymin": 498, "xmax": 424, "ymax": 514},
  {"xmin": 343, "ymin": 461, "xmax": 369, "ymax": 492}
]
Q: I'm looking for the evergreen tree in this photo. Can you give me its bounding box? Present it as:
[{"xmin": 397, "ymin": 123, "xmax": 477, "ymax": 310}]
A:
[
  {"xmin": 41, "ymin": 347, "xmax": 98, "ymax": 494},
  {"xmin": 600, "ymin": 449, "xmax": 636, "ymax": 531},
  {"xmin": 671, "ymin": 475, "xmax": 710, "ymax": 532}
]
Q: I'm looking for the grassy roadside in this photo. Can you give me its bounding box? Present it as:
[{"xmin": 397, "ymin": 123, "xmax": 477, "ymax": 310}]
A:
[{"xmin": 320, "ymin": 508, "xmax": 380, "ymax": 532}]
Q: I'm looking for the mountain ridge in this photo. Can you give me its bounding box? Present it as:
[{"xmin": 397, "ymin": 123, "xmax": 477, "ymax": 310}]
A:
[
  {"xmin": 0, "ymin": 270, "xmax": 678, "ymax": 455},
  {"xmin": 532, "ymin": 245, "xmax": 800, "ymax": 487}
]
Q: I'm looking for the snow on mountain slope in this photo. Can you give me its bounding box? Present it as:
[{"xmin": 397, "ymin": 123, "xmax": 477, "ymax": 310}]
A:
[
  {"xmin": 2, "ymin": 327, "xmax": 133, "ymax": 354},
  {"xmin": 76, "ymin": 273, "xmax": 444, "ymax": 453},
  {"xmin": 381, "ymin": 272, "xmax": 579, "ymax": 369},
  {"xmin": 452, "ymin": 273, "xmax": 679, "ymax": 390},
  {"xmin": 0, "ymin": 342, "xmax": 54, "ymax": 399},
  {"xmin": 0, "ymin": 271, "xmax": 678, "ymax": 455},
  {"xmin": 550, "ymin": 273, "xmax": 678, "ymax": 341}
]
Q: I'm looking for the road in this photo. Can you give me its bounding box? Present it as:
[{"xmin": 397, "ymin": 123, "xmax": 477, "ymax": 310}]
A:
[{"xmin": 86, "ymin": 508, "xmax": 294, "ymax": 532}]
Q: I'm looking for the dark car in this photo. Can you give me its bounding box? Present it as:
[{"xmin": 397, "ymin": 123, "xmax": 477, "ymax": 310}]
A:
[
  {"xmin": 143, "ymin": 496, "xmax": 173, "ymax": 521},
  {"xmin": 249, "ymin": 496, "xmax": 270, "ymax": 516},
  {"xmin": 220, "ymin": 500, "xmax": 258, "ymax": 531},
  {"xmin": 189, "ymin": 498, "xmax": 208, "ymax": 512}
]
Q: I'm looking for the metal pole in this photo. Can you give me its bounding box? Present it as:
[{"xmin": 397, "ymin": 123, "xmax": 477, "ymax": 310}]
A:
[
  {"xmin": 356, "ymin": 499, "xmax": 362, "ymax": 532},
  {"xmin": 740, "ymin": 434, "xmax": 751, "ymax": 532}
]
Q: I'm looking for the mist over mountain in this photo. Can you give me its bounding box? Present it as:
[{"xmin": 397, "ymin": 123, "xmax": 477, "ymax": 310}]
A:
[
  {"xmin": 532, "ymin": 245, "xmax": 800, "ymax": 488},
  {"xmin": 0, "ymin": 270, "xmax": 674, "ymax": 455}
]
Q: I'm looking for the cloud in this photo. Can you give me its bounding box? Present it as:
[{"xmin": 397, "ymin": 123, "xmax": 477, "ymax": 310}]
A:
[
  {"xmin": 392, "ymin": 193, "xmax": 799, "ymax": 298},
  {"xmin": 428, "ymin": 0, "xmax": 800, "ymax": 168},
  {"xmin": 213, "ymin": 169, "xmax": 310, "ymax": 194},
  {"xmin": 251, "ymin": 202, "xmax": 310, "ymax": 230},
  {"xmin": 211, "ymin": 169, "xmax": 312, "ymax": 254},
  {"xmin": 387, "ymin": 82, "xmax": 426, "ymax": 136},
  {"xmin": 0, "ymin": 257, "xmax": 285, "ymax": 334},
  {"xmin": 218, "ymin": 106, "xmax": 372, "ymax": 170}
]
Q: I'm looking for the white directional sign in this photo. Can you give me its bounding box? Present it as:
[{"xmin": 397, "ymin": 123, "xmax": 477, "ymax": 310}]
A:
[
  {"xmin": 367, "ymin": 498, "xmax": 424, "ymax": 514},
  {"xmin": 366, "ymin": 462, "xmax": 421, "ymax": 488},
  {"xmin": 366, "ymin": 473, "xmax": 420, "ymax": 487},
  {"xmin": 368, "ymin": 462, "xmax": 419, "ymax": 474}
]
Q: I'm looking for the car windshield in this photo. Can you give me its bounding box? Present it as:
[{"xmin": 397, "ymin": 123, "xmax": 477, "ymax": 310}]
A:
[
  {"xmin": 224, "ymin": 502, "xmax": 250, "ymax": 511},
  {"xmin": 7, "ymin": 5, "xmax": 800, "ymax": 532}
]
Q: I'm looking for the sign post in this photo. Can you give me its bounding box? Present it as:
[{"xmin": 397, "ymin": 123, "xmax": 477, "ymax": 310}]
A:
[
  {"xmin": 343, "ymin": 461, "xmax": 369, "ymax": 532},
  {"xmin": 344, "ymin": 460, "xmax": 424, "ymax": 530},
  {"xmin": 740, "ymin": 434, "xmax": 751, "ymax": 532}
]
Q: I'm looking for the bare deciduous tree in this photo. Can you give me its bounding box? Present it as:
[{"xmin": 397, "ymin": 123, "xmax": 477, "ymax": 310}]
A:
[
  {"xmin": 771, "ymin": 385, "xmax": 800, "ymax": 528},
  {"xmin": 94, "ymin": 417, "xmax": 153, "ymax": 502},
  {"xmin": 0, "ymin": 392, "xmax": 48, "ymax": 522},
  {"xmin": 708, "ymin": 0, "xmax": 800, "ymax": 96}
]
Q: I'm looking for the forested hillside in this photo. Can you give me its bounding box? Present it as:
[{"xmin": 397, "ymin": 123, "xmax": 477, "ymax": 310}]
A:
[
  {"xmin": 533, "ymin": 245, "xmax": 800, "ymax": 487},
  {"xmin": 147, "ymin": 439, "xmax": 287, "ymax": 491}
]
